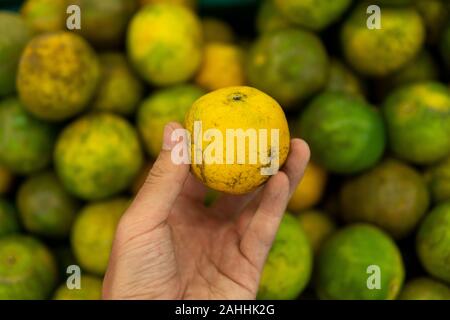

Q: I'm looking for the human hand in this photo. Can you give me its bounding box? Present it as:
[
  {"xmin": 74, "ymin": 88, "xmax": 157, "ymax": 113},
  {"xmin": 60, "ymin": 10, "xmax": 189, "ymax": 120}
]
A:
[{"xmin": 102, "ymin": 122, "xmax": 310, "ymax": 300}]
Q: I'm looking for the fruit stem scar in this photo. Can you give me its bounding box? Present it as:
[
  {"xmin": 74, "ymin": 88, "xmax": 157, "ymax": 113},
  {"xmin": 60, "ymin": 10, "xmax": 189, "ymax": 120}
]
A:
[{"xmin": 228, "ymin": 92, "xmax": 247, "ymax": 102}]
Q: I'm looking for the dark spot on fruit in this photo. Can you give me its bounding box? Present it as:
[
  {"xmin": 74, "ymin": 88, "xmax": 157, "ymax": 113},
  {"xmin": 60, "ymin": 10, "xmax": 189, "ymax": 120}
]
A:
[{"xmin": 228, "ymin": 92, "xmax": 247, "ymax": 102}]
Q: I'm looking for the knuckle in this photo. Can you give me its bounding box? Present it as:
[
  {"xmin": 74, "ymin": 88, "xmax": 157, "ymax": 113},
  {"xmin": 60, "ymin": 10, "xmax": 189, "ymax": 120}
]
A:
[{"xmin": 148, "ymin": 161, "xmax": 167, "ymax": 181}]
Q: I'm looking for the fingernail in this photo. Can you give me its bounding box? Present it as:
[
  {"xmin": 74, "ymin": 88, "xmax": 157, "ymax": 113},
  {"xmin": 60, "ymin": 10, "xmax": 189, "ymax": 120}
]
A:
[{"xmin": 162, "ymin": 124, "xmax": 175, "ymax": 151}]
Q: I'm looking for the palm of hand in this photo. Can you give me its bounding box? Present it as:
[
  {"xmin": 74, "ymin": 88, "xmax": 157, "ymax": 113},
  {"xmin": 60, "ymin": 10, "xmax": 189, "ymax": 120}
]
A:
[
  {"xmin": 159, "ymin": 193, "xmax": 261, "ymax": 300},
  {"xmin": 104, "ymin": 175, "xmax": 274, "ymax": 300},
  {"xmin": 102, "ymin": 125, "xmax": 309, "ymax": 300}
]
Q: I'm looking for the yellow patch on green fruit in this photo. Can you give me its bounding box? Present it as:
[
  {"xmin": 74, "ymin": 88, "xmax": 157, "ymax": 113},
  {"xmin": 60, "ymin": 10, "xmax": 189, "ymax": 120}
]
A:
[{"xmin": 128, "ymin": 3, "xmax": 203, "ymax": 86}]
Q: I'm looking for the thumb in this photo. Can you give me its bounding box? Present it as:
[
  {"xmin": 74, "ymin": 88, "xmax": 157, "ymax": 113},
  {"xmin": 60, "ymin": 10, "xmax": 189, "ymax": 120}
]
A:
[{"xmin": 126, "ymin": 122, "xmax": 190, "ymax": 225}]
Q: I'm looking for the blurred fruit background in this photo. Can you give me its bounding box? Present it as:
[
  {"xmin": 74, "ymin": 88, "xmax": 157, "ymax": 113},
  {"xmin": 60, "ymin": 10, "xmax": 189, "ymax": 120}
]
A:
[{"xmin": 0, "ymin": 0, "xmax": 449, "ymax": 300}]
